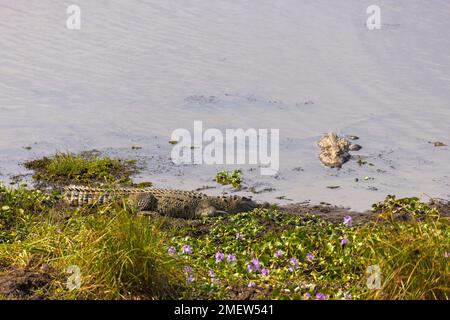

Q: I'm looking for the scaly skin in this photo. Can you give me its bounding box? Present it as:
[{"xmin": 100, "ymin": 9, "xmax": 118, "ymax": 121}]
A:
[{"xmin": 63, "ymin": 185, "xmax": 260, "ymax": 219}]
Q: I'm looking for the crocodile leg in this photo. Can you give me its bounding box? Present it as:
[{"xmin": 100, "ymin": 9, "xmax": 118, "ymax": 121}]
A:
[
  {"xmin": 128, "ymin": 192, "xmax": 158, "ymax": 211},
  {"xmin": 195, "ymin": 200, "xmax": 228, "ymax": 217}
]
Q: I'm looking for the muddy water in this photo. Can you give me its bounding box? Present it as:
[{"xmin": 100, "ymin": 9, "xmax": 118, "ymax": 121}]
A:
[{"xmin": 0, "ymin": 1, "xmax": 449, "ymax": 211}]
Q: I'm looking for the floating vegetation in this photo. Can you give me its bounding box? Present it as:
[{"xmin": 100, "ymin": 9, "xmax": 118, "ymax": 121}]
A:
[{"xmin": 215, "ymin": 170, "xmax": 242, "ymax": 189}]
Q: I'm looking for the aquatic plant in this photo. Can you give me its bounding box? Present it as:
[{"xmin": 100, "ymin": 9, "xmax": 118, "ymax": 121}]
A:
[{"xmin": 215, "ymin": 170, "xmax": 242, "ymax": 189}]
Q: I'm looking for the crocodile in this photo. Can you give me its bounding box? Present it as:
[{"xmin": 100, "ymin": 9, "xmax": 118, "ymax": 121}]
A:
[
  {"xmin": 63, "ymin": 185, "xmax": 262, "ymax": 219},
  {"xmin": 317, "ymin": 132, "xmax": 362, "ymax": 168}
]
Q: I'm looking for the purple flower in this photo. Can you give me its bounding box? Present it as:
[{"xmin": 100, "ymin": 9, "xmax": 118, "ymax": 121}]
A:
[
  {"xmin": 215, "ymin": 251, "xmax": 225, "ymax": 263},
  {"xmin": 227, "ymin": 254, "xmax": 237, "ymax": 263},
  {"xmin": 274, "ymin": 250, "xmax": 283, "ymax": 258},
  {"xmin": 289, "ymin": 257, "xmax": 299, "ymax": 272},
  {"xmin": 248, "ymin": 282, "xmax": 256, "ymax": 288},
  {"xmin": 315, "ymin": 293, "xmax": 328, "ymax": 300},
  {"xmin": 183, "ymin": 266, "xmax": 193, "ymax": 274},
  {"xmin": 208, "ymin": 270, "xmax": 220, "ymax": 285},
  {"xmin": 344, "ymin": 293, "xmax": 352, "ymax": 300},
  {"xmin": 340, "ymin": 238, "xmax": 349, "ymax": 248},
  {"xmin": 247, "ymin": 258, "xmax": 261, "ymax": 273},
  {"xmin": 445, "ymin": 252, "xmax": 450, "ymax": 258},
  {"xmin": 183, "ymin": 266, "xmax": 194, "ymax": 283},
  {"xmin": 168, "ymin": 246, "xmax": 177, "ymax": 256},
  {"xmin": 261, "ymin": 268, "xmax": 269, "ymax": 277},
  {"xmin": 306, "ymin": 252, "xmax": 314, "ymax": 262},
  {"xmin": 304, "ymin": 293, "xmax": 312, "ymax": 299},
  {"xmin": 182, "ymin": 245, "xmax": 192, "ymax": 254},
  {"xmin": 208, "ymin": 270, "xmax": 217, "ymax": 283},
  {"xmin": 186, "ymin": 274, "xmax": 194, "ymax": 283},
  {"xmin": 235, "ymin": 233, "xmax": 244, "ymax": 240},
  {"xmin": 343, "ymin": 215, "xmax": 353, "ymax": 227}
]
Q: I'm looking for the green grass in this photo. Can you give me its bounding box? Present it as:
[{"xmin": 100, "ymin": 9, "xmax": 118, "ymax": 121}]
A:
[
  {"xmin": 24, "ymin": 152, "xmax": 138, "ymax": 187},
  {"xmin": 0, "ymin": 187, "xmax": 185, "ymax": 299},
  {"xmin": 0, "ymin": 184, "xmax": 449, "ymax": 300},
  {"xmin": 0, "ymin": 184, "xmax": 55, "ymax": 243},
  {"xmin": 166, "ymin": 206, "xmax": 449, "ymax": 300}
]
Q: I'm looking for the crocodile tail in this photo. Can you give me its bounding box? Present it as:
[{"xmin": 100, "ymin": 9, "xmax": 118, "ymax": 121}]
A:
[
  {"xmin": 63, "ymin": 185, "xmax": 155, "ymax": 206},
  {"xmin": 63, "ymin": 185, "xmax": 116, "ymax": 206}
]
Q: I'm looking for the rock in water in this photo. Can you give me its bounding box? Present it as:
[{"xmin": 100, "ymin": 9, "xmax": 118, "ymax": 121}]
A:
[
  {"xmin": 433, "ymin": 141, "xmax": 447, "ymax": 147},
  {"xmin": 317, "ymin": 132, "xmax": 352, "ymax": 168},
  {"xmin": 349, "ymin": 143, "xmax": 362, "ymax": 151}
]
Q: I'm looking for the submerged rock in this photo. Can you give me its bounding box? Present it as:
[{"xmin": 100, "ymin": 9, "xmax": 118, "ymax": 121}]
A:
[{"xmin": 433, "ymin": 141, "xmax": 447, "ymax": 147}]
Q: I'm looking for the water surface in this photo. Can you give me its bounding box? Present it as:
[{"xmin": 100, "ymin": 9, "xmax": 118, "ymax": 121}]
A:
[{"xmin": 1, "ymin": 1, "xmax": 449, "ymax": 210}]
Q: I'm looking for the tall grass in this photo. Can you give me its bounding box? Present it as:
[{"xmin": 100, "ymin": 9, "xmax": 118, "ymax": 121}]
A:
[
  {"xmin": 0, "ymin": 188, "xmax": 185, "ymax": 299},
  {"xmin": 362, "ymin": 201, "xmax": 450, "ymax": 299}
]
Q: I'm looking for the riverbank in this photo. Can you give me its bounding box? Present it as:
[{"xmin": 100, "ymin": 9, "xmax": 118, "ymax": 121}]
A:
[{"xmin": 0, "ymin": 153, "xmax": 449, "ymax": 300}]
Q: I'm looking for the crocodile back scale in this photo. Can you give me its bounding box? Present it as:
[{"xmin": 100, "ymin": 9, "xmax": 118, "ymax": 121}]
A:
[{"xmin": 63, "ymin": 185, "xmax": 260, "ymax": 218}]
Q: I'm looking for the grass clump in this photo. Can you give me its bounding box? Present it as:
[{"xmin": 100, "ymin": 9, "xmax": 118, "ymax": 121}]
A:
[
  {"xmin": 0, "ymin": 202, "xmax": 186, "ymax": 299},
  {"xmin": 362, "ymin": 216, "xmax": 449, "ymax": 299},
  {"xmin": 372, "ymin": 195, "xmax": 440, "ymax": 221},
  {"xmin": 24, "ymin": 151, "xmax": 138, "ymax": 187},
  {"xmin": 215, "ymin": 170, "xmax": 242, "ymax": 189}
]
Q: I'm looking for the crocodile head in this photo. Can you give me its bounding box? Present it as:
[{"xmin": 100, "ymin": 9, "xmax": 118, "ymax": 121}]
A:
[{"xmin": 213, "ymin": 195, "xmax": 261, "ymax": 214}]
